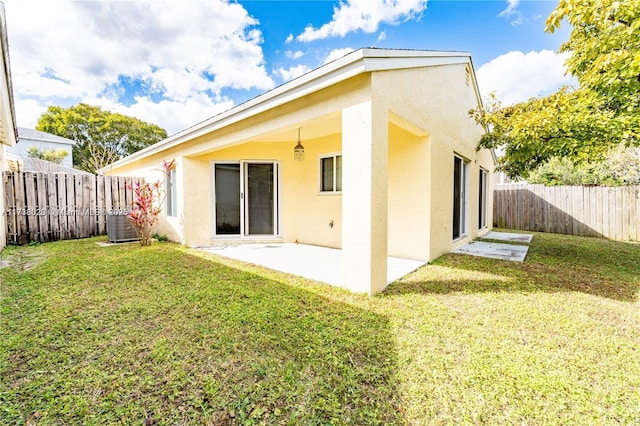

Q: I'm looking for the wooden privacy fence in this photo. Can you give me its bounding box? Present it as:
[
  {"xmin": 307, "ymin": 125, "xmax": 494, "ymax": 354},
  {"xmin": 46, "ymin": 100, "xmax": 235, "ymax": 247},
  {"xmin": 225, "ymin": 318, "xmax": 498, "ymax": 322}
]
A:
[
  {"xmin": 3, "ymin": 172, "xmax": 142, "ymax": 245},
  {"xmin": 494, "ymin": 184, "xmax": 640, "ymax": 241}
]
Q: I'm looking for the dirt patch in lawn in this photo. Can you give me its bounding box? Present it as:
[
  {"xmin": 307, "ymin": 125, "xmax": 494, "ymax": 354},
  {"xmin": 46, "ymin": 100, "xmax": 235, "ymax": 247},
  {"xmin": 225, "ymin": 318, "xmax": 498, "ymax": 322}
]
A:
[{"xmin": 1, "ymin": 246, "xmax": 48, "ymax": 271}]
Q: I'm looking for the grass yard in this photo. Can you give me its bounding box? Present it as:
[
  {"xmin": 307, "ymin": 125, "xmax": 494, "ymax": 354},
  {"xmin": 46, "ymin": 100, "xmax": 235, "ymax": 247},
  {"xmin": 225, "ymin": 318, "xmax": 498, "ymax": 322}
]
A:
[{"xmin": 1, "ymin": 231, "xmax": 638, "ymax": 425}]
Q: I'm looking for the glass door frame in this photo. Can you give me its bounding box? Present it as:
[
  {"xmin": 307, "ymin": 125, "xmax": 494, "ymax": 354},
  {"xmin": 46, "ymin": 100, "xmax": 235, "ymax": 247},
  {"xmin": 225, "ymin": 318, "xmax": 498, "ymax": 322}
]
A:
[
  {"xmin": 211, "ymin": 160, "xmax": 281, "ymax": 238},
  {"xmin": 453, "ymin": 154, "xmax": 469, "ymax": 241}
]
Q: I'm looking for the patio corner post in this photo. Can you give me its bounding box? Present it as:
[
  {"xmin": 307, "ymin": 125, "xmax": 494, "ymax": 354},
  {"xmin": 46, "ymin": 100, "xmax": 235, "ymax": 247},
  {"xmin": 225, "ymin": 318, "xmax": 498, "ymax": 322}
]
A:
[{"xmin": 341, "ymin": 101, "xmax": 388, "ymax": 295}]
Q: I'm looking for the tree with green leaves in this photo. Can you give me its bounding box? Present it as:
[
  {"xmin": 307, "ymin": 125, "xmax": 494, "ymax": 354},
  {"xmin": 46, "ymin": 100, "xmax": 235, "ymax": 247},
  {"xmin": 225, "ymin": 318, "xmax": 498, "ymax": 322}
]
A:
[
  {"xmin": 36, "ymin": 103, "xmax": 168, "ymax": 174},
  {"xmin": 472, "ymin": 0, "xmax": 640, "ymax": 180},
  {"xmin": 27, "ymin": 146, "xmax": 68, "ymax": 164},
  {"xmin": 527, "ymin": 147, "xmax": 640, "ymax": 186}
]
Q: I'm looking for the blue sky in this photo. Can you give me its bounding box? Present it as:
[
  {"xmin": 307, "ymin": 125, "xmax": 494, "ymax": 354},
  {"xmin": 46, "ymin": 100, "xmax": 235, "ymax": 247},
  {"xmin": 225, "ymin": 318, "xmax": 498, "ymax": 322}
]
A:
[{"xmin": 5, "ymin": 0, "xmax": 574, "ymax": 135}]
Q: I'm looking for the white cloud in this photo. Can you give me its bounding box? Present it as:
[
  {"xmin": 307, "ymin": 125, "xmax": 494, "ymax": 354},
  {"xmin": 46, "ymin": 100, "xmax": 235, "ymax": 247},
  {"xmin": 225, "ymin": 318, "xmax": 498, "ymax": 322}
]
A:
[
  {"xmin": 85, "ymin": 94, "xmax": 235, "ymax": 136},
  {"xmin": 14, "ymin": 99, "xmax": 48, "ymax": 130},
  {"xmin": 499, "ymin": 0, "xmax": 522, "ymax": 26},
  {"xmin": 377, "ymin": 31, "xmax": 387, "ymax": 42},
  {"xmin": 285, "ymin": 33, "xmax": 294, "ymax": 44},
  {"xmin": 499, "ymin": 0, "xmax": 519, "ymax": 16},
  {"xmin": 297, "ymin": 0, "xmax": 427, "ymax": 42},
  {"xmin": 323, "ymin": 48, "xmax": 355, "ymax": 65},
  {"xmin": 274, "ymin": 64, "xmax": 312, "ymax": 82},
  {"xmin": 476, "ymin": 50, "xmax": 574, "ymax": 105},
  {"xmin": 4, "ymin": 0, "xmax": 275, "ymax": 135},
  {"xmin": 286, "ymin": 50, "xmax": 305, "ymax": 60},
  {"xmin": 508, "ymin": 15, "xmax": 523, "ymax": 26}
]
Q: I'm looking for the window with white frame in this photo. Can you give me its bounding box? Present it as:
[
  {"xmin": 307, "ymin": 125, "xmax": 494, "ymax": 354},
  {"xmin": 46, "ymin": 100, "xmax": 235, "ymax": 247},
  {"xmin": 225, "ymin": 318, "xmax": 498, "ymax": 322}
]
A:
[
  {"xmin": 166, "ymin": 168, "xmax": 177, "ymax": 217},
  {"xmin": 320, "ymin": 154, "xmax": 342, "ymax": 193}
]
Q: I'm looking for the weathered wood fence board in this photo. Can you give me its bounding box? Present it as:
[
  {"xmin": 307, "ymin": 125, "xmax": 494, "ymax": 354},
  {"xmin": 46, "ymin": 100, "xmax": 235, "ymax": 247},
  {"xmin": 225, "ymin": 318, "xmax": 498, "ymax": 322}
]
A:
[
  {"xmin": 494, "ymin": 184, "xmax": 640, "ymax": 241},
  {"xmin": 3, "ymin": 171, "xmax": 142, "ymax": 245}
]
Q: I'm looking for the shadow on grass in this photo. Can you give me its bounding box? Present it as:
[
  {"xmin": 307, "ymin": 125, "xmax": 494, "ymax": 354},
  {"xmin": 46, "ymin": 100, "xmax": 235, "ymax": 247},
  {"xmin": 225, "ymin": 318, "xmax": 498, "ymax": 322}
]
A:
[
  {"xmin": 0, "ymin": 240, "xmax": 402, "ymax": 424},
  {"xmin": 385, "ymin": 232, "xmax": 640, "ymax": 302}
]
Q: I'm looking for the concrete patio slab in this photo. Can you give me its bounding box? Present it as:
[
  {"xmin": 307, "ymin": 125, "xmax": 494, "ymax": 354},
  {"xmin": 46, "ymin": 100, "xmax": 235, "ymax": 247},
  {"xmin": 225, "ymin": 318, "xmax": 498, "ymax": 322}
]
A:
[
  {"xmin": 199, "ymin": 243, "xmax": 425, "ymax": 288},
  {"xmin": 481, "ymin": 231, "xmax": 533, "ymax": 243},
  {"xmin": 452, "ymin": 241, "xmax": 529, "ymax": 262}
]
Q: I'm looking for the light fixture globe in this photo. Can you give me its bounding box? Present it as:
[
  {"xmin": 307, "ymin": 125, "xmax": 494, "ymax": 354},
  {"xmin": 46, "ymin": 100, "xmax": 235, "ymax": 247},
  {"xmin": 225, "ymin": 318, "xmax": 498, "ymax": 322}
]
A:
[{"xmin": 294, "ymin": 128, "xmax": 304, "ymax": 161}]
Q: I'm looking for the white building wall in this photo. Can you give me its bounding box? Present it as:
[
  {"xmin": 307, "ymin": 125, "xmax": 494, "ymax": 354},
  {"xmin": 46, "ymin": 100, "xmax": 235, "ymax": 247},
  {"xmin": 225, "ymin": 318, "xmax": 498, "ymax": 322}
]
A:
[{"xmin": 7, "ymin": 138, "xmax": 74, "ymax": 167}]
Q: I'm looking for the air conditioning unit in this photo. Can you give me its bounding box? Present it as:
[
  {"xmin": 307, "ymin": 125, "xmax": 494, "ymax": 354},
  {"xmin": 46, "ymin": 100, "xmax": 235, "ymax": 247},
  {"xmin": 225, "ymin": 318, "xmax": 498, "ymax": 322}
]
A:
[{"xmin": 107, "ymin": 213, "xmax": 139, "ymax": 243}]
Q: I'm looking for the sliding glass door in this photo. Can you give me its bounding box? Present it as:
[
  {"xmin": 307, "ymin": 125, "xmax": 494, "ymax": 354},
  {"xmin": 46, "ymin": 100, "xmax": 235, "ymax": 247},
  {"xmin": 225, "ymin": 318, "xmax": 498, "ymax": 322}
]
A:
[
  {"xmin": 453, "ymin": 155, "xmax": 469, "ymax": 240},
  {"xmin": 214, "ymin": 164, "xmax": 241, "ymax": 235},
  {"xmin": 479, "ymin": 168, "xmax": 488, "ymax": 229},
  {"xmin": 213, "ymin": 161, "xmax": 279, "ymax": 237},
  {"xmin": 246, "ymin": 163, "xmax": 275, "ymax": 235}
]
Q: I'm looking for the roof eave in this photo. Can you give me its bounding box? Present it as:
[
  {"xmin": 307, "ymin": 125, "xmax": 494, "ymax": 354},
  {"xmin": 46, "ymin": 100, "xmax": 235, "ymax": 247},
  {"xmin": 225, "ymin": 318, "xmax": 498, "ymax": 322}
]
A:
[
  {"xmin": 0, "ymin": 2, "xmax": 17, "ymax": 147},
  {"xmin": 104, "ymin": 48, "xmax": 475, "ymax": 171},
  {"xmin": 463, "ymin": 56, "xmax": 498, "ymax": 166},
  {"xmin": 18, "ymin": 136, "xmax": 76, "ymax": 146}
]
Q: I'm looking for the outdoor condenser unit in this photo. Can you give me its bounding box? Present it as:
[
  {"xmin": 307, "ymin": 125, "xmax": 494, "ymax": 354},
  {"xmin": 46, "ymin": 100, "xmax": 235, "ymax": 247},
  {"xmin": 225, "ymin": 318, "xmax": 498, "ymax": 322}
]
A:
[{"xmin": 107, "ymin": 213, "xmax": 139, "ymax": 243}]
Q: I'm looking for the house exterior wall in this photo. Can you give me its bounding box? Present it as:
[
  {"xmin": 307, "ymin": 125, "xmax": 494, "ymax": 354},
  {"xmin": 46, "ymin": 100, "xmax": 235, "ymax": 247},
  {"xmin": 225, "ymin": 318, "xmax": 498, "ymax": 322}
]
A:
[
  {"xmin": 112, "ymin": 135, "xmax": 346, "ymax": 249},
  {"xmin": 423, "ymin": 65, "xmax": 494, "ymax": 260},
  {"xmin": 290, "ymin": 134, "xmax": 343, "ymax": 248},
  {"xmin": 387, "ymin": 123, "xmax": 430, "ymax": 260},
  {"xmin": 0, "ymin": 3, "xmax": 16, "ymax": 252},
  {"xmin": 107, "ymin": 75, "xmax": 371, "ymax": 248},
  {"xmin": 192, "ymin": 135, "xmax": 342, "ymax": 248},
  {"xmin": 7, "ymin": 138, "xmax": 74, "ymax": 167},
  {"xmin": 105, "ymin": 57, "xmax": 494, "ymax": 269},
  {"xmin": 372, "ymin": 63, "xmax": 493, "ymax": 262},
  {"xmin": 105, "ymin": 160, "xmax": 183, "ymax": 241},
  {"xmin": 0, "ymin": 144, "xmax": 6, "ymax": 249}
]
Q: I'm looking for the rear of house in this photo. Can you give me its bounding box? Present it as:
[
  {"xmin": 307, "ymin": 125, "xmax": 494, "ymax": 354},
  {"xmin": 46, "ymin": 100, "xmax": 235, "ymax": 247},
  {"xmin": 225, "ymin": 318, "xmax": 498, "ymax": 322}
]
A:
[
  {"xmin": 106, "ymin": 48, "xmax": 495, "ymax": 294},
  {"xmin": 0, "ymin": 3, "xmax": 18, "ymax": 251}
]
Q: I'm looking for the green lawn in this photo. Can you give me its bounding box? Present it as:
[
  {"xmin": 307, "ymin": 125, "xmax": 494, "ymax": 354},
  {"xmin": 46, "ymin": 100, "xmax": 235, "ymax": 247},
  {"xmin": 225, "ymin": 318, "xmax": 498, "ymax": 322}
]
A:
[{"xmin": 1, "ymin": 231, "xmax": 638, "ymax": 425}]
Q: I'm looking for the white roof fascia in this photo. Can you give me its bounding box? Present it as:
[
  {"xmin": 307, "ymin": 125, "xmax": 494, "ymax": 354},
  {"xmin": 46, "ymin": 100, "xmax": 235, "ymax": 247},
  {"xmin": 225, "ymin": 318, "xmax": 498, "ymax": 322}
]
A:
[
  {"xmin": 463, "ymin": 56, "xmax": 498, "ymax": 166},
  {"xmin": 0, "ymin": 66, "xmax": 15, "ymax": 147},
  {"xmin": 0, "ymin": 2, "xmax": 18, "ymax": 146},
  {"xmin": 18, "ymin": 137, "xmax": 76, "ymax": 146},
  {"xmin": 0, "ymin": 3, "xmax": 16, "ymax": 147},
  {"xmin": 106, "ymin": 49, "xmax": 474, "ymax": 171},
  {"xmin": 18, "ymin": 128, "xmax": 77, "ymax": 145}
]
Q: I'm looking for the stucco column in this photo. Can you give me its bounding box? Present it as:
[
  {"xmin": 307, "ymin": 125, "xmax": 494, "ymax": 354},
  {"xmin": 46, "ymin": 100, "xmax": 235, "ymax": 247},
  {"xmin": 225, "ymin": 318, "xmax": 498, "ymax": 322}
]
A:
[
  {"xmin": 341, "ymin": 101, "xmax": 388, "ymax": 295},
  {"xmin": 181, "ymin": 156, "xmax": 211, "ymax": 246}
]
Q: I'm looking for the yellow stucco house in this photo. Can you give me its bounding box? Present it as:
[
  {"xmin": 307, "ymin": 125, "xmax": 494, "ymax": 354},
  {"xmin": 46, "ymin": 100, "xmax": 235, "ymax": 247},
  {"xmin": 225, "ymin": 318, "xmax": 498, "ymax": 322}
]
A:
[
  {"xmin": 0, "ymin": 2, "xmax": 19, "ymax": 251},
  {"xmin": 106, "ymin": 48, "xmax": 495, "ymax": 295}
]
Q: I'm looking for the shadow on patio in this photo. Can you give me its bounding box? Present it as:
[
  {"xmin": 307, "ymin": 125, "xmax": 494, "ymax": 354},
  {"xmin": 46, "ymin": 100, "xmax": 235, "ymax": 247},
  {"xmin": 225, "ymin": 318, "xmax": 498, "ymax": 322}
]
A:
[{"xmin": 199, "ymin": 242, "xmax": 425, "ymax": 288}]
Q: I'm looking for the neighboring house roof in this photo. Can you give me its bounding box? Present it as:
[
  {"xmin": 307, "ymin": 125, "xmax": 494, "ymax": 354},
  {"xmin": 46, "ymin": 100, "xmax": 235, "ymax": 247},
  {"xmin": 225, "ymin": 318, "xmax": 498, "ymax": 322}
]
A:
[
  {"xmin": 0, "ymin": 2, "xmax": 17, "ymax": 147},
  {"xmin": 7, "ymin": 155, "xmax": 92, "ymax": 175},
  {"xmin": 17, "ymin": 127, "xmax": 77, "ymax": 145},
  {"xmin": 106, "ymin": 48, "xmax": 488, "ymax": 171}
]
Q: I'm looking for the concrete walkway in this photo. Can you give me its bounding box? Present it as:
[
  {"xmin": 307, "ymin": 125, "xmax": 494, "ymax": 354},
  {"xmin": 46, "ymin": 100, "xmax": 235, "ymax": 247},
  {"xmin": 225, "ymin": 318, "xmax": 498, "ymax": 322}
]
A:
[
  {"xmin": 452, "ymin": 241, "xmax": 529, "ymax": 262},
  {"xmin": 482, "ymin": 231, "xmax": 533, "ymax": 243},
  {"xmin": 451, "ymin": 231, "xmax": 533, "ymax": 262},
  {"xmin": 199, "ymin": 243, "xmax": 425, "ymax": 288}
]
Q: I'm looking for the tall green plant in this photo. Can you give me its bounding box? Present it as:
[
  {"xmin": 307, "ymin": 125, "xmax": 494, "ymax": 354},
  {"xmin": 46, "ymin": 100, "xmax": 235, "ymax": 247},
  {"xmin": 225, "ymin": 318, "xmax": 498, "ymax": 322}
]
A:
[{"xmin": 127, "ymin": 159, "xmax": 175, "ymax": 246}]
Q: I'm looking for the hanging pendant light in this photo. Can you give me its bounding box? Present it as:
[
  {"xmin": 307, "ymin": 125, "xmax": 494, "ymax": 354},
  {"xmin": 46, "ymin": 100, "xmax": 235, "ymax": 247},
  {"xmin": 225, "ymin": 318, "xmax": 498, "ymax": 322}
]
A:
[{"xmin": 294, "ymin": 127, "xmax": 304, "ymax": 162}]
